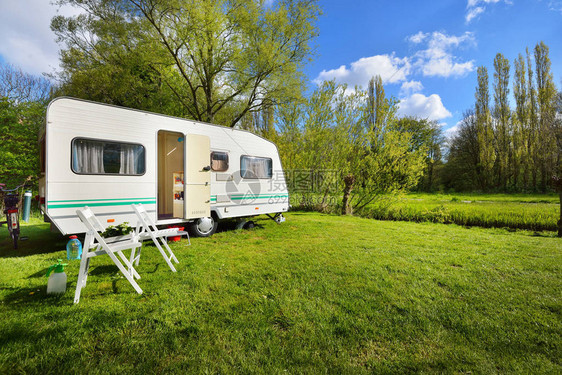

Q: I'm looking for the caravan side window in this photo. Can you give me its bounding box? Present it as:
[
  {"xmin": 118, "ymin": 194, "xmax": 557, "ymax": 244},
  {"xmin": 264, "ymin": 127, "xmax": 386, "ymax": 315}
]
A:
[
  {"xmin": 240, "ymin": 156, "xmax": 272, "ymax": 179},
  {"xmin": 211, "ymin": 151, "xmax": 229, "ymax": 171},
  {"xmin": 71, "ymin": 138, "xmax": 146, "ymax": 175}
]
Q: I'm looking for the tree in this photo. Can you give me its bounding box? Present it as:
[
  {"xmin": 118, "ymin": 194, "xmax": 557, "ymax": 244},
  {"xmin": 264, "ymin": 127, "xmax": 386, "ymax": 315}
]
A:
[
  {"xmin": 443, "ymin": 110, "xmax": 480, "ymax": 191},
  {"xmin": 0, "ymin": 63, "xmax": 51, "ymax": 102},
  {"xmin": 534, "ymin": 41, "xmax": 558, "ymax": 191},
  {"xmin": 52, "ymin": 0, "xmax": 319, "ymax": 127},
  {"xmin": 274, "ymin": 80, "xmax": 426, "ymax": 215},
  {"xmin": 526, "ymin": 48, "xmax": 540, "ymax": 189},
  {"xmin": 475, "ymin": 66, "xmax": 494, "ymax": 189},
  {"xmin": 275, "ymin": 80, "xmax": 363, "ymax": 212},
  {"xmin": 239, "ymin": 105, "xmax": 276, "ymax": 139},
  {"xmin": 367, "ymin": 75, "xmax": 387, "ymax": 133},
  {"xmin": 492, "ymin": 53, "xmax": 510, "ymax": 189},
  {"xmin": 513, "ymin": 54, "xmax": 528, "ymax": 189},
  {"xmin": 0, "ymin": 99, "xmax": 44, "ymax": 190},
  {"xmin": 0, "ymin": 64, "xmax": 49, "ymax": 197},
  {"xmin": 394, "ymin": 117, "xmax": 443, "ymax": 191}
]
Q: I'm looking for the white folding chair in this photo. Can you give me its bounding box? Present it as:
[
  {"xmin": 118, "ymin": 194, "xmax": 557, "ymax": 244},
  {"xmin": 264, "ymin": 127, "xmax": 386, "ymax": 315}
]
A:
[
  {"xmin": 74, "ymin": 206, "xmax": 143, "ymax": 304},
  {"xmin": 131, "ymin": 203, "xmax": 188, "ymax": 272}
]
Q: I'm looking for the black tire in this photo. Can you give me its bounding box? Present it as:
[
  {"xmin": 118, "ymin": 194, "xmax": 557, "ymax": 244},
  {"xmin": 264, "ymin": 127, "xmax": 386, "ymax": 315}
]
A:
[
  {"xmin": 189, "ymin": 216, "xmax": 218, "ymax": 237},
  {"xmin": 245, "ymin": 221, "xmax": 255, "ymax": 229},
  {"xmin": 12, "ymin": 232, "xmax": 18, "ymax": 249}
]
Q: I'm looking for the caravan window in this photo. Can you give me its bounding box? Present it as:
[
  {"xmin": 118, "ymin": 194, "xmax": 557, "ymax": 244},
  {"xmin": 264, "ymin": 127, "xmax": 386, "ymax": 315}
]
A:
[
  {"xmin": 71, "ymin": 138, "xmax": 146, "ymax": 175},
  {"xmin": 211, "ymin": 151, "xmax": 229, "ymax": 171},
  {"xmin": 240, "ymin": 156, "xmax": 272, "ymax": 179}
]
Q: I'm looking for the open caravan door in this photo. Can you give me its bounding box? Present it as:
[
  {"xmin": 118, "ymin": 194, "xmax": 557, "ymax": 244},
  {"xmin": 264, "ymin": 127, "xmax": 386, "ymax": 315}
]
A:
[{"xmin": 184, "ymin": 134, "xmax": 211, "ymax": 219}]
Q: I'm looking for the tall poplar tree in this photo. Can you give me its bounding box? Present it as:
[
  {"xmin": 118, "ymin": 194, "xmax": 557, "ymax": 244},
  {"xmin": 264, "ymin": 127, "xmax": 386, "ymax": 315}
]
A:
[
  {"xmin": 513, "ymin": 54, "xmax": 528, "ymax": 189},
  {"xmin": 526, "ymin": 48, "xmax": 540, "ymax": 189},
  {"xmin": 475, "ymin": 66, "xmax": 494, "ymax": 189},
  {"xmin": 534, "ymin": 41, "xmax": 558, "ymax": 191},
  {"xmin": 493, "ymin": 53, "xmax": 511, "ymax": 189},
  {"xmin": 366, "ymin": 75, "xmax": 387, "ymax": 135}
]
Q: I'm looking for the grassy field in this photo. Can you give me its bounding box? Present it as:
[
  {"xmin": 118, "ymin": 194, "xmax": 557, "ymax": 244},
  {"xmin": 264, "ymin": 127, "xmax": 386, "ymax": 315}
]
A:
[
  {"xmin": 348, "ymin": 192, "xmax": 559, "ymax": 231},
  {"xmin": 1, "ymin": 212, "xmax": 561, "ymax": 373}
]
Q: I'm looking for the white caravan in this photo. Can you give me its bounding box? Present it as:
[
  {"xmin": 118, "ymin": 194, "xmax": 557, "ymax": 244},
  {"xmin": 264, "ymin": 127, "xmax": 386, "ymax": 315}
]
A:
[{"xmin": 39, "ymin": 97, "xmax": 289, "ymax": 236}]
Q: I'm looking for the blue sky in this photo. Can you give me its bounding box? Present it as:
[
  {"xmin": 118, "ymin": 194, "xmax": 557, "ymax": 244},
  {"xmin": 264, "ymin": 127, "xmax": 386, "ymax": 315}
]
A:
[
  {"xmin": 307, "ymin": 0, "xmax": 562, "ymax": 135},
  {"xmin": 0, "ymin": 0, "xmax": 560, "ymax": 136}
]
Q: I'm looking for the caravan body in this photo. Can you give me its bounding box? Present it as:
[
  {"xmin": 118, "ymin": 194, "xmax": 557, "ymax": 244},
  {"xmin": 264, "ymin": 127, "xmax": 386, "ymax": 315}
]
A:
[{"xmin": 39, "ymin": 98, "xmax": 289, "ymax": 235}]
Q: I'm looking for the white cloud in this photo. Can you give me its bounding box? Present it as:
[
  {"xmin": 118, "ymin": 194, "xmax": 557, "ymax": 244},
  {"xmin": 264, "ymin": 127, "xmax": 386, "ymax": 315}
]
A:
[
  {"xmin": 409, "ymin": 31, "xmax": 475, "ymax": 78},
  {"xmin": 0, "ymin": 1, "xmax": 82, "ymax": 76},
  {"xmin": 314, "ymin": 54, "xmax": 410, "ymax": 88},
  {"xmin": 465, "ymin": 0, "xmax": 510, "ymax": 24},
  {"xmin": 408, "ymin": 31, "xmax": 428, "ymax": 44},
  {"xmin": 400, "ymin": 80, "xmax": 423, "ymax": 96},
  {"xmin": 548, "ymin": 1, "xmax": 562, "ymax": 14},
  {"xmin": 465, "ymin": 6, "xmax": 485, "ymax": 23},
  {"xmin": 314, "ymin": 30, "xmax": 475, "ymax": 86},
  {"xmin": 444, "ymin": 124, "xmax": 460, "ymax": 139},
  {"xmin": 397, "ymin": 93, "xmax": 452, "ymax": 121}
]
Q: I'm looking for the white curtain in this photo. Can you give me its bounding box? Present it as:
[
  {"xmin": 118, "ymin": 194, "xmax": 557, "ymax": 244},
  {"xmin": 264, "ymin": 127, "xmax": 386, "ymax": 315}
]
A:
[
  {"xmin": 119, "ymin": 144, "xmax": 136, "ymax": 174},
  {"xmin": 73, "ymin": 140, "xmax": 104, "ymax": 174},
  {"xmin": 73, "ymin": 140, "xmax": 144, "ymax": 175},
  {"xmin": 242, "ymin": 157, "xmax": 271, "ymax": 178}
]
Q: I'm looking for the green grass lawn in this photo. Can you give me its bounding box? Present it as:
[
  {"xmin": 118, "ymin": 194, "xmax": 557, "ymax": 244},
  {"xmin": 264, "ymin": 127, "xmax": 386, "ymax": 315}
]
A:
[
  {"xmin": 1, "ymin": 213, "xmax": 561, "ymax": 373},
  {"xmin": 361, "ymin": 192, "xmax": 560, "ymax": 231}
]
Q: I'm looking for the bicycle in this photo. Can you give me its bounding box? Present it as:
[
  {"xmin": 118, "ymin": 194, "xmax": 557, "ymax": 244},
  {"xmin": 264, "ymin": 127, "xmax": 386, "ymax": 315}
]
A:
[{"xmin": 0, "ymin": 182, "xmax": 27, "ymax": 249}]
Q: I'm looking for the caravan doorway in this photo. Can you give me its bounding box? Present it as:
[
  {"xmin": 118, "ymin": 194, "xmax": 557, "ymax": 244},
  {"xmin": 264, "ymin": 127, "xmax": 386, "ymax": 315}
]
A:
[{"xmin": 157, "ymin": 131, "xmax": 184, "ymax": 220}]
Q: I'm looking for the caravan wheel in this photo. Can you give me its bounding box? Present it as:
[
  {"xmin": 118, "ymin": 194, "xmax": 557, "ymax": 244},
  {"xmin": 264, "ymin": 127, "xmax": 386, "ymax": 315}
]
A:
[{"xmin": 190, "ymin": 217, "xmax": 218, "ymax": 237}]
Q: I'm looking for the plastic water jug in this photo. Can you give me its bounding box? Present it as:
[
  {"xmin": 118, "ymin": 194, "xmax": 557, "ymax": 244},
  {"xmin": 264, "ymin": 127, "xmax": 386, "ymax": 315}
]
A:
[
  {"xmin": 66, "ymin": 235, "xmax": 82, "ymax": 260},
  {"xmin": 46, "ymin": 260, "xmax": 67, "ymax": 295}
]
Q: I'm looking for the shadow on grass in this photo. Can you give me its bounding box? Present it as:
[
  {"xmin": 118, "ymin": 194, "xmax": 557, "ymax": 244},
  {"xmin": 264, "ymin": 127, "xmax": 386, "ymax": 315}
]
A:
[
  {"xmin": 89, "ymin": 265, "xmax": 121, "ymax": 276},
  {"xmin": 1, "ymin": 321, "xmax": 64, "ymax": 347},
  {"xmin": 27, "ymin": 267, "xmax": 50, "ymax": 278},
  {"xmin": 0, "ymin": 223, "xmax": 66, "ymax": 258},
  {"xmin": 1, "ymin": 285, "xmax": 71, "ymax": 306},
  {"xmin": 216, "ymin": 219, "xmax": 267, "ymax": 233}
]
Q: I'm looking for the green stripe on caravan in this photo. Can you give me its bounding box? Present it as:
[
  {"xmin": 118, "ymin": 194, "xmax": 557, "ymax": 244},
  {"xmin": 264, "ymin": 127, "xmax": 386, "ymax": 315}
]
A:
[
  {"xmin": 48, "ymin": 197, "xmax": 156, "ymax": 203},
  {"xmin": 48, "ymin": 198, "xmax": 156, "ymax": 209},
  {"xmin": 229, "ymin": 194, "xmax": 288, "ymax": 200}
]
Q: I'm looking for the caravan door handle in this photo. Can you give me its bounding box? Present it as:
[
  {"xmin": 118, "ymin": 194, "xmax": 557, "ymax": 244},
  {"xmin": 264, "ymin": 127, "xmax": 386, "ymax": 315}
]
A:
[{"xmin": 202, "ymin": 166, "xmax": 211, "ymax": 171}]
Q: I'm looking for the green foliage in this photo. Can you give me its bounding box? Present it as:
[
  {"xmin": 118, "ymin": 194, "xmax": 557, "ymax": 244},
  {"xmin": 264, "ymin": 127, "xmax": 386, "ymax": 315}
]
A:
[
  {"xmin": 475, "ymin": 65, "xmax": 495, "ymax": 189},
  {"xmin": 1, "ymin": 213, "xmax": 560, "ymax": 373},
  {"xmin": 394, "ymin": 117, "xmax": 444, "ymax": 191},
  {"xmin": 0, "ymin": 98, "xmax": 44, "ymax": 189},
  {"xmin": 493, "ymin": 53, "xmax": 511, "ymax": 189},
  {"xmin": 100, "ymin": 222, "xmax": 133, "ymax": 237},
  {"xmin": 446, "ymin": 41, "xmax": 560, "ymax": 193},
  {"xmin": 52, "ymin": 0, "xmax": 320, "ymax": 126},
  {"xmin": 275, "ymin": 78, "xmax": 428, "ymax": 214}
]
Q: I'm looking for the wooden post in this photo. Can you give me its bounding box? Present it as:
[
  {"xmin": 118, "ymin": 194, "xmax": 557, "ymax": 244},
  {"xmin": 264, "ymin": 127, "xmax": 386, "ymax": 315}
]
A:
[{"xmin": 342, "ymin": 174, "xmax": 355, "ymax": 215}]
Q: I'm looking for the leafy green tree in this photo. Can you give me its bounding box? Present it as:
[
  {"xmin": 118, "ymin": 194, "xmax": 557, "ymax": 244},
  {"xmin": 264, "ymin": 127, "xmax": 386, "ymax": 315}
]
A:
[
  {"xmin": 394, "ymin": 117, "xmax": 443, "ymax": 191},
  {"xmin": 1, "ymin": 63, "xmax": 51, "ymax": 103},
  {"xmin": 367, "ymin": 75, "xmax": 387, "ymax": 133},
  {"xmin": 513, "ymin": 53, "xmax": 528, "ymax": 189},
  {"xmin": 526, "ymin": 48, "xmax": 540, "ymax": 189},
  {"xmin": 275, "ymin": 81, "xmax": 363, "ymax": 211},
  {"xmin": 52, "ymin": 0, "xmax": 319, "ymax": 127},
  {"xmin": 534, "ymin": 41, "xmax": 558, "ymax": 191},
  {"xmin": 0, "ymin": 99, "xmax": 44, "ymax": 190},
  {"xmin": 274, "ymin": 79, "xmax": 427, "ymax": 215},
  {"xmin": 443, "ymin": 110, "xmax": 480, "ymax": 191},
  {"xmin": 0, "ymin": 63, "xmax": 49, "ymax": 198},
  {"xmin": 475, "ymin": 66, "xmax": 494, "ymax": 189},
  {"xmin": 492, "ymin": 53, "xmax": 510, "ymax": 189}
]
